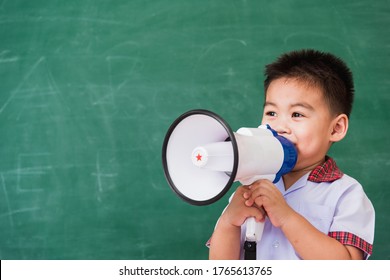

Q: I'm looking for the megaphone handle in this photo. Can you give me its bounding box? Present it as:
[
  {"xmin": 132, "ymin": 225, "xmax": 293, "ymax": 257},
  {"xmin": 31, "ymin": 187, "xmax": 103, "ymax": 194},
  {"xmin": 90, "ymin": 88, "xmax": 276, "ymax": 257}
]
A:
[
  {"xmin": 244, "ymin": 217, "xmax": 264, "ymax": 260},
  {"xmin": 245, "ymin": 217, "xmax": 264, "ymax": 242}
]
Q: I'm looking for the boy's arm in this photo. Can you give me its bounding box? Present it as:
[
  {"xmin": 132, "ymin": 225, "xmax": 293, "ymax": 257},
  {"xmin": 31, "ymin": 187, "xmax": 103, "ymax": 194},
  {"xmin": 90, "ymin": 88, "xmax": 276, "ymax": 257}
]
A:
[
  {"xmin": 209, "ymin": 215, "xmax": 241, "ymax": 259},
  {"xmin": 245, "ymin": 180, "xmax": 363, "ymax": 260},
  {"xmin": 209, "ymin": 186, "xmax": 265, "ymax": 260},
  {"xmin": 281, "ymin": 210, "xmax": 363, "ymax": 259}
]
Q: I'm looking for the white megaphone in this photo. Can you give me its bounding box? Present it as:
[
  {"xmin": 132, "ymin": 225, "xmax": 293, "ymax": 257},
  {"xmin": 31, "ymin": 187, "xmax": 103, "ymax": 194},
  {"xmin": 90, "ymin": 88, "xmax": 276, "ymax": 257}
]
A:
[{"xmin": 162, "ymin": 110, "xmax": 297, "ymax": 253}]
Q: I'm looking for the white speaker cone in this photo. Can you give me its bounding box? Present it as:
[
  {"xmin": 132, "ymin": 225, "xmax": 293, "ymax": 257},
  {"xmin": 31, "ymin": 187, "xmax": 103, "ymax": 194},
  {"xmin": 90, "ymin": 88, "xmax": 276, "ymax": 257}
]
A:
[{"xmin": 162, "ymin": 110, "xmax": 238, "ymax": 205}]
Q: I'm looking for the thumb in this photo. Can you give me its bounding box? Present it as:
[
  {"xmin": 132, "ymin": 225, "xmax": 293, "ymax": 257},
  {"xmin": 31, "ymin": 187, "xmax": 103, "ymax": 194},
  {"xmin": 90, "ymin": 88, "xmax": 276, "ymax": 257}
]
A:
[{"xmin": 246, "ymin": 206, "xmax": 266, "ymax": 222}]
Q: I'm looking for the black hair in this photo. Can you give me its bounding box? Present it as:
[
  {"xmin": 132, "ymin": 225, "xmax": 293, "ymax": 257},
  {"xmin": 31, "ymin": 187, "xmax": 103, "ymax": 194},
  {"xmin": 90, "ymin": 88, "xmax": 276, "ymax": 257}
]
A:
[{"xmin": 264, "ymin": 49, "xmax": 354, "ymax": 117}]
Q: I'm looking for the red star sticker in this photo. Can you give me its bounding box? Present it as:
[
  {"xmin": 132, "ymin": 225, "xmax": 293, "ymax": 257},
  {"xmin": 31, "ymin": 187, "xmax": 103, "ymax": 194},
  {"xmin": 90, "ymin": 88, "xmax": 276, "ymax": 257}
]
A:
[{"xmin": 196, "ymin": 153, "xmax": 202, "ymax": 161}]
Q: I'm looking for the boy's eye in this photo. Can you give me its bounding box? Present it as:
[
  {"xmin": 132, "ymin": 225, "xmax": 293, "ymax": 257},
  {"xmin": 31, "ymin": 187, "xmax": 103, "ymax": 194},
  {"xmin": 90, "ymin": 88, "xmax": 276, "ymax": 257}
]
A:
[
  {"xmin": 265, "ymin": 111, "xmax": 277, "ymax": 117},
  {"xmin": 292, "ymin": 112, "xmax": 304, "ymax": 118}
]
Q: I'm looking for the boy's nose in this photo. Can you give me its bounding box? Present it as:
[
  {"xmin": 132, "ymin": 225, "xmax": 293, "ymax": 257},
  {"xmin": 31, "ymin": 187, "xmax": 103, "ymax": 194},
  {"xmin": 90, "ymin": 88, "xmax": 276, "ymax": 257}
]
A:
[{"xmin": 273, "ymin": 122, "xmax": 291, "ymax": 135}]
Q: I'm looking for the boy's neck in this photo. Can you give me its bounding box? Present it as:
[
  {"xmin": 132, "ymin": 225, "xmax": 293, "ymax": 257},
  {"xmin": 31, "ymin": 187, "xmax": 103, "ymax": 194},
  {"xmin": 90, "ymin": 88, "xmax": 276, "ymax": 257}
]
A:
[{"xmin": 282, "ymin": 158, "xmax": 326, "ymax": 190}]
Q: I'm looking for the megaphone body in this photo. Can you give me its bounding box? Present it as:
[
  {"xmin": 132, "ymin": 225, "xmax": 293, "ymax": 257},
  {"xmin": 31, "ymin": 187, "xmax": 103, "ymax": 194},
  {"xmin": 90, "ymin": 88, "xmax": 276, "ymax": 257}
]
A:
[
  {"xmin": 162, "ymin": 109, "xmax": 297, "ymax": 246},
  {"xmin": 191, "ymin": 126, "xmax": 290, "ymax": 185}
]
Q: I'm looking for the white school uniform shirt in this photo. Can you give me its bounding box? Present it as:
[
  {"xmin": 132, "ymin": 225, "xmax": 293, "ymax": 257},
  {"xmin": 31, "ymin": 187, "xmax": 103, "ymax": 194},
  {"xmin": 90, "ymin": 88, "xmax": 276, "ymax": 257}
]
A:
[{"xmin": 209, "ymin": 157, "xmax": 375, "ymax": 259}]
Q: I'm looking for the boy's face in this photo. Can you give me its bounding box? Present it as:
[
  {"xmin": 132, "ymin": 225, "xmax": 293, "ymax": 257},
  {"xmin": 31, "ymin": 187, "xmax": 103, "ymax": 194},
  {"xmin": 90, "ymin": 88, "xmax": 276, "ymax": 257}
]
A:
[{"xmin": 262, "ymin": 78, "xmax": 336, "ymax": 171}]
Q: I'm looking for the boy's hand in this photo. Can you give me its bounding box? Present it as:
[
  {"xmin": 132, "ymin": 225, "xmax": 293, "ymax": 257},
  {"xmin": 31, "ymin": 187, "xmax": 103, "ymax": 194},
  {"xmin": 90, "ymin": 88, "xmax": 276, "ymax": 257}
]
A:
[
  {"xmin": 220, "ymin": 185, "xmax": 266, "ymax": 228},
  {"xmin": 243, "ymin": 180, "xmax": 294, "ymax": 228}
]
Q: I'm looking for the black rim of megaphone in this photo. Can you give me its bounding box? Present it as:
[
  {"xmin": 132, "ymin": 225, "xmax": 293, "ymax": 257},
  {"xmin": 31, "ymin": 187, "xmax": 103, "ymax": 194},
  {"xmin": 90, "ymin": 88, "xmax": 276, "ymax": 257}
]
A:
[{"xmin": 162, "ymin": 109, "xmax": 239, "ymax": 206}]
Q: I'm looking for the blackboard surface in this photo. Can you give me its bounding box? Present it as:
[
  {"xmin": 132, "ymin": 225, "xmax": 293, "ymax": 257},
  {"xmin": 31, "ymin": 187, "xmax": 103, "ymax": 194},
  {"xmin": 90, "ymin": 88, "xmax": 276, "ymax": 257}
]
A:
[{"xmin": 0, "ymin": 0, "xmax": 388, "ymax": 259}]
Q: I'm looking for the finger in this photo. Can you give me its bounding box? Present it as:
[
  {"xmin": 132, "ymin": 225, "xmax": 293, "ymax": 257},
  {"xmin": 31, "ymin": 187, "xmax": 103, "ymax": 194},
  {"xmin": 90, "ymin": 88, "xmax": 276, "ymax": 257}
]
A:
[
  {"xmin": 249, "ymin": 180, "xmax": 276, "ymax": 200},
  {"xmin": 243, "ymin": 190, "xmax": 251, "ymax": 199},
  {"xmin": 242, "ymin": 182, "xmax": 260, "ymax": 200},
  {"xmin": 246, "ymin": 197, "xmax": 266, "ymax": 216},
  {"xmin": 250, "ymin": 179, "xmax": 269, "ymax": 187},
  {"xmin": 245, "ymin": 197, "xmax": 254, "ymax": 207},
  {"xmin": 245, "ymin": 207, "xmax": 265, "ymax": 221},
  {"xmin": 245, "ymin": 182, "xmax": 267, "ymax": 206},
  {"xmin": 253, "ymin": 198, "xmax": 266, "ymax": 215},
  {"xmin": 241, "ymin": 184, "xmax": 255, "ymax": 199},
  {"xmin": 237, "ymin": 185, "xmax": 251, "ymax": 193},
  {"xmin": 249, "ymin": 186, "xmax": 266, "ymax": 201},
  {"xmin": 246, "ymin": 206, "xmax": 266, "ymax": 222},
  {"xmin": 233, "ymin": 186, "xmax": 247, "ymax": 199}
]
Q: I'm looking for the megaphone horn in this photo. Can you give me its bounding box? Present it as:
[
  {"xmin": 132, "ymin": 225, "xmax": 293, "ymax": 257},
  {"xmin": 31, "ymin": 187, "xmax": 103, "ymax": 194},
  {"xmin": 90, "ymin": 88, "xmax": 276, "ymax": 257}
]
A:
[
  {"xmin": 162, "ymin": 109, "xmax": 239, "ymax": 206},
  {"xmin": 162, "ymin": 109, "xmax": 297, "ymax": 206}
]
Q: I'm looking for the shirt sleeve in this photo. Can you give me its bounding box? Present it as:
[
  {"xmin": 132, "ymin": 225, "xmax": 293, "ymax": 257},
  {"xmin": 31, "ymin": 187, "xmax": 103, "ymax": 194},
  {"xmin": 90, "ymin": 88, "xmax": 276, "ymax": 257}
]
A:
[{"xmin": 328, "ymin": 179, "xmax": 375, "ymax": 259}]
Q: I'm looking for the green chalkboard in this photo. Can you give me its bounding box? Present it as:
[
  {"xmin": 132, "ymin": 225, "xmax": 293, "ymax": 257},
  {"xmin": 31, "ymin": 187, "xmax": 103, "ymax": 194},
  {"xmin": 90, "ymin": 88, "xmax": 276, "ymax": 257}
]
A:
[{"xmin": 0, "ymin": 0, "xmax": 389, "ymax": 260}]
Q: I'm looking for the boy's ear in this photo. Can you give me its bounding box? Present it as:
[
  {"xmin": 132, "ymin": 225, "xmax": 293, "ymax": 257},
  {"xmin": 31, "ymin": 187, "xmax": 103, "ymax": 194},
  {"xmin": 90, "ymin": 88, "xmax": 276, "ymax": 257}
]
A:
[{"xmin": 330, "ymin": 114, "xmax": 349, "ymax": 143}]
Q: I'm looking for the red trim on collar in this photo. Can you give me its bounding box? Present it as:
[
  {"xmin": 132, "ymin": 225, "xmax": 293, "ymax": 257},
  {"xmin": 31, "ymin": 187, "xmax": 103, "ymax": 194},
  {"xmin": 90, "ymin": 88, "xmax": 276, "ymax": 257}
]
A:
[{"xmin": 308, "ymin": 157, "xmax": 343, "ymax": 183}]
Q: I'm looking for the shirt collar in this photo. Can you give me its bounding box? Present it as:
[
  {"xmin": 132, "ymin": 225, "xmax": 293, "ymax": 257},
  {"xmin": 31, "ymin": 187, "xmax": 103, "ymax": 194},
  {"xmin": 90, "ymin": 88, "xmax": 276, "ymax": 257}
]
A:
[{"xmin": 307, "ymin": 156, "xmax": 343, "ymax": 183}]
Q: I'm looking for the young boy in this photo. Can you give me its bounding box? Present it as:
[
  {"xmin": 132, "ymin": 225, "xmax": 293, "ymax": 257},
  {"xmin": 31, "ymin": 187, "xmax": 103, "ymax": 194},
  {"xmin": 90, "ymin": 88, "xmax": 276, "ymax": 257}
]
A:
[{"xmin": 208, "ymin": 49, "xmax": 375, "ymax": 260}]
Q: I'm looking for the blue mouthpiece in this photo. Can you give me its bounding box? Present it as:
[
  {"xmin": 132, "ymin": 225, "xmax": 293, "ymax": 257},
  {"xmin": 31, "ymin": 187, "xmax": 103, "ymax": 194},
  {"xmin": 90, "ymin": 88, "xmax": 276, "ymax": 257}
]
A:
[{"xmin": 265, "ymin": 125, "xmax": 298, "ymax": 183}]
